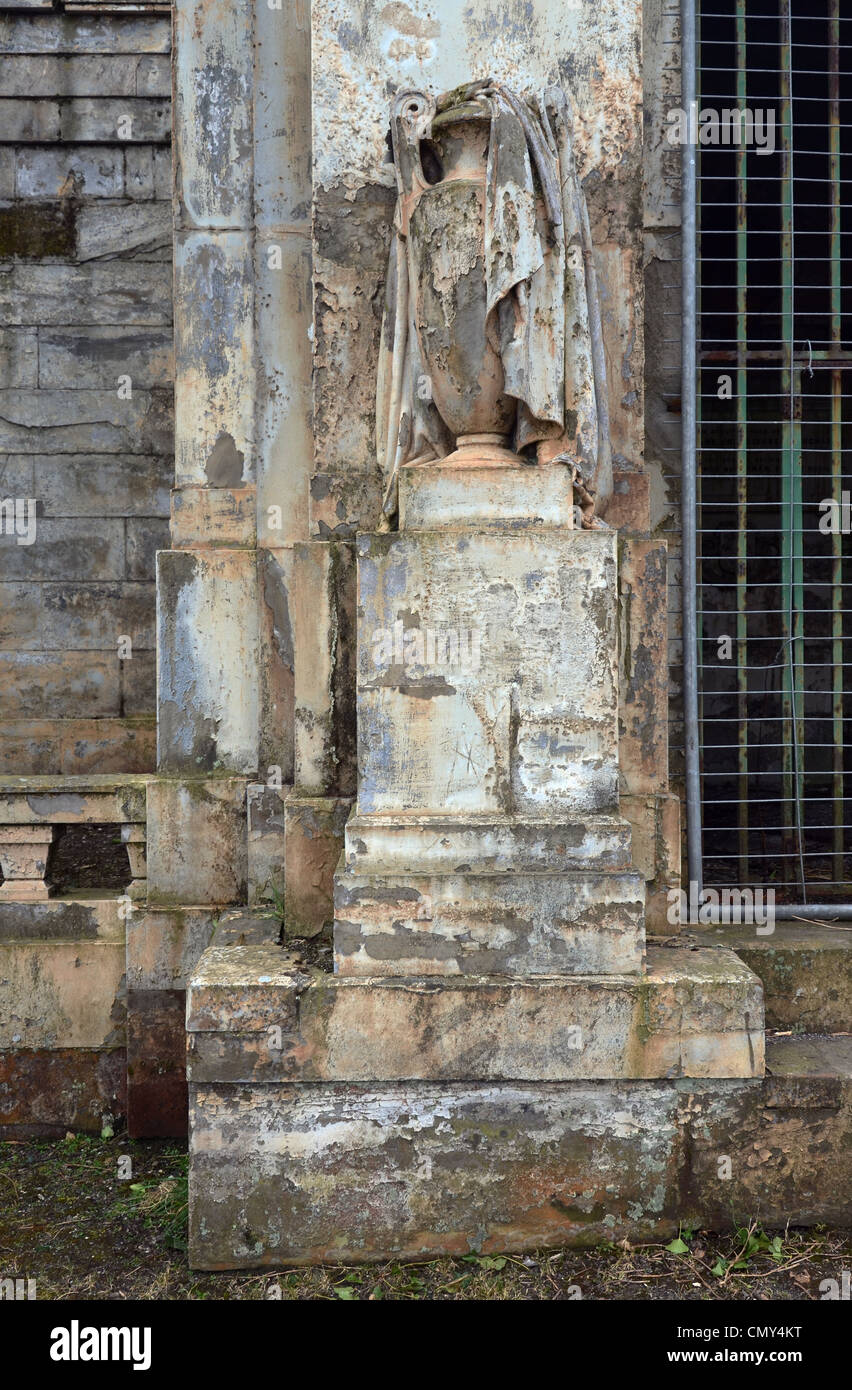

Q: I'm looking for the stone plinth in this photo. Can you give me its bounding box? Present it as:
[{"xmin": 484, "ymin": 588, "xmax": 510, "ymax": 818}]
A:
[
  {"xmin": 188, "ymin": 1034, "xmax": 851, "ymax": 1268},
  {"xmin": 399, "ymin": 459, "xmax": 575, "ymax": 532},
  {"xmin": 355, "ymin": 529, "xmax": 618, "ymax": 817},
  {"xmin": 187, "ymin": 944, "xmax": 763, "ymax": 1084}
]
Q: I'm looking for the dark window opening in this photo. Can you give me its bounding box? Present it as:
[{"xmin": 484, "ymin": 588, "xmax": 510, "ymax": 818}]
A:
[{"xmin": 698, "ymin": 0, "xmax": 852, "ymax": 903}]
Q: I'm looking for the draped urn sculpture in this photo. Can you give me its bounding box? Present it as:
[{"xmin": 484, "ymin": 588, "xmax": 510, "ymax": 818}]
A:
[{"xmin": 377, "ymin": 80, "xmax": 613, "ymax": 529}]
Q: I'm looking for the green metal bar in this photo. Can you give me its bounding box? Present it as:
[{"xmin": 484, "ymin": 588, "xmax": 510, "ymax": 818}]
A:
[
  {"xmin": 778, "ymin": 2, "xmax": 795, "ymax": 878},
  {"xmin": 828, "ymin": 0, "xmax": 844, "ymax": 883},
  {"xmin": 696, "ymin": 1, "xmax": 704, "ymax": 840},
  {"xmin": 779, "ymin": 1, "xmax": 804, "ymax": 887},
  {"xmin": 735, "ymin": 1, "xmax": 749, "ymax": 876}
]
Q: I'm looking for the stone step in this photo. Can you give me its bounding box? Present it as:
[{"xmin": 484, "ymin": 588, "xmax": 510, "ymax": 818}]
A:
[
  {"xmin": 186, "ymin": 943, "xmax": 763, "ymax": 1083},
  {"xmin": 334, "ymin": 863, "xmax": 645, "ymax": 976},
  {"xmin": 690, "ymin": 923, "xmax": 852, "ymax": 1034},
  {"xmin": 188, "ymin": 1031, "xmax": 852, "ymax": 1267},
  {"xmin": 343, "ymin": 811, "xmax": 633, "ymax": 874}
]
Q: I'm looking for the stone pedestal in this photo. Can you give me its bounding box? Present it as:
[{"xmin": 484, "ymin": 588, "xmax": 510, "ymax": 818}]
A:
[{"xmin": 188, "ymin": 462, "xmax": 764, "ymax": 1267}]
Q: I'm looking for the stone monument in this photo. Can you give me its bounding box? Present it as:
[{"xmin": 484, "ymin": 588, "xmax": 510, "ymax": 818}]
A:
[{"xmin": 186, "ymin": 80, "xmax": 764, "ymax": 1268}]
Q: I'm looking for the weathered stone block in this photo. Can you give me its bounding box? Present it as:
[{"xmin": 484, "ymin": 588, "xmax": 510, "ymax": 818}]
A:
[
  {"xmin": 0, "ymin": 328, "xmax": 38, "ymax": 387},
  {"xmin": 188, "ymin": 1036, "xmax": 852, "ymax": 1267},
  {"xmin": 190, "ymin": 1079, "xmax": 685, "ymax": 1267},
  {"xmin": 255, "ymin": 234, "xmax": 311, "ymax": 546},
  {"xmin": 127, "ymin": 988, "xmax": 186, "ymax": 1138},
  {"xmin": 253, "ymin": 0, "xmax": 310, "ymax": 230},
  {"xmin": 0, "ymin": 518, "xmax": 125, "ymax": 580},
  {"xmin": 334, "ymin": 867, "xmax": 645, "ymax": 977},
  {"xmin": 34, "ymin": 454, "xmax": 171, "ymax": 519},
  {"xmin": 59, "ymin": 97, "xmax": 170, "ymax": 144},
  {"xmin": 0, "ymin": 199, "xmax": 75, "ymax": 259},
  {"xmin": 157, "ymin": 549, "xmax": 259, "ymax": 774},
  {"xmin": 40, "ymin": 582, "xmax": 154, "ymax": 650},
  {"xmin": 126, "ymin": 518, "xmax": 169, "ymax": 582},
  {"xmin": 122, "ymin": 650, "xmax": 156, "ymax": 714},
  {"xmin": 292, "ymin": 541, "xmax": 356, "ymax": 794},
  {"xmin": 173, "ymin": 0, "xmax": 253, "ymax": 229},
  {"xmin": 0, "ymin": 1048, "xmax": 126, "ymax": 1137},
  {"xmin": 258, "ymin": 547, "xmax": 295, "ymax": 782},
  {"xmin": 14, "ymin": 147, "xmax": 123, "ymax": 199},
  {"xmin": 0, "ymin": 930, "xmax": 125, "ymax": 1048},
  {"xmin": 0, "ymin": 98, "xmax": 59, "ymax": 141},
  {"xmin": 136, "ymin": 55, "xmax": 171, "ymax": 99},
  {"xmin": 247, "ymin": 782, "xmax": 287, "ymax": 906},
  {"xmin": 284, "ymin": 794, "xmax": 350, "ymax": 938},
  {"xmin": 187, "ymin": 944, "xmax": 763, "ymax": 1083},
  {"xmin": 0, "ymin": 824, "xmax": 56, "ymax": 901},
  {"xmin": 618, "ymin": 538, "xmax": 669, "ymax": 795},
  {"xmin": 126, "ymin": 906, "xmax": 217, "ymax": 992},
  {"xmin": 0, "ymin": 652, "xmax": 121, "ymax": 718},
  {"xmin": 38, "ymin": 325, "xmax": 172, "ymax": 388},
  {"xmin": 56, "ymin": 717, "xmax": 155, "ymax": 775},
  {"xmin": 0, "ymin": 895, "xmax": 126, "ymax": 941},
  {"xmin": 146, "ymin": 776, "xmax": 248, "ymax": 907},
  {"xmin": 343, "ymin": 811, "xmax": 633, "ymax": 875},
  {"xmin": 1, "ymin": 53, "xmax": 139, "ymax": 97},
  {"xmin": 399, "ymin": 460, "xmax": 575, "ymax": 532},
  {"xmin": 683, "ymin": 1036, "xmax": 852, "ymax": 1232},
  {"xmin": 173, "ymin": 231, "xmax": 254, "ymax": 487},
  {"xmin": 357, "ymin": 530, "xmax": 619, "ymax": 816},
  {"xmin": 0, "ymin": 263, "xmax": 172, "ymax": 326},
  {"xmin": 170, "ymin": 487, "xmax": 256, "ymax": 549},
  {"xmin": 695, "ymin": 923, "xmax": 852, "ymax": 1035},
  {"xmin": 0, "ymin": 388, "xmax": 172, "ymax": 455},
  {"xmin": 0, "ymin": 582, "xmax": 40, "ymax": 649},
  {"xmin": 0, "ymin": 14, "xmax": 171, "ymax": 52}
]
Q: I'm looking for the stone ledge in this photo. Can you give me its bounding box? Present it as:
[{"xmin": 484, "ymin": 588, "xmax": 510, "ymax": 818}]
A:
[
  {"xmin": 0, "ymin": 894, "xmax": 126, "ymax": 941},
  {"xmin": 0, "ymin": 774, "xmax": 148, "ymax": 824},
  {"xmin": 0, "ymin": 1048, "xmax": 126, "ymax": 1138},
  {"xmin": 0, "ymin": 936, "xmax": 126, "ymax": 1049},
  {"xmin": 343, "ymin": 811, "xmax": 634, "ymax": 874},
  {"xmin": 185, "ymin": 944, "xmax": 764, "ymax": 1082},
  {"xmin": 691, "ymin": 923, "xmax": 852, "ymax": 1034}
]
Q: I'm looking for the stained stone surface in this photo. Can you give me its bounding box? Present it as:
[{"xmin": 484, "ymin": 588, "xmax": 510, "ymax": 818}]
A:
[
  {"xmin": 189, "ymin": 1038, "xmax": 852, "ymax": 1267},
  {"xmin": 333, "ymin": 866, "xmax": 645, "ymax": 977},
  {"xmin": 356, "ymin": 530, "xmax": 619, "ymax": 817},
  {"xmin": 186, "ymin": 943, "xmax": 764, "ymax": 1084}
]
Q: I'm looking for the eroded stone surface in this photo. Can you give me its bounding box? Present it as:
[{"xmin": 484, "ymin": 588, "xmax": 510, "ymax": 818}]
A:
[
  {"xmin": 357, "ymin": 530, "xmax": 618, "ymax": 816},
  {"xmin": 188, "ymin": 1035, "xmax": 850, "ymax": 1268},
  {"xmin": 186, "ymin": 944, "xmax": 763, "ymax": 1083},
  {"xmin": 334, "ymin": 867, "xmax": 645, "ymax": 977}
]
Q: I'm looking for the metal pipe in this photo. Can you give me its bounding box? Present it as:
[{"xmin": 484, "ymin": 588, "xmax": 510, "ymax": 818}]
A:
[
  {"xmin": 687, "ymin": 905, "xmax": 852, "ymax": 924},
  {"xmin": 681, "ymin": 0, "xmax": 703, "ymax": 898}
]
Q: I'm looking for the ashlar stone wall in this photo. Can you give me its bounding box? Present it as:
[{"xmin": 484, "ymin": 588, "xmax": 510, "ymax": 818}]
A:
[{"xmin": 0, "ymin": 2, "xmax": 174, "ymax": 775}]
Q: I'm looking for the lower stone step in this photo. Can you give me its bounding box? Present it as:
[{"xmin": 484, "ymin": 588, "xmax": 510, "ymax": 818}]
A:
[
  {"xmin": 187, "ymin": 1032, "xmax": 851, "ymax": 1269},
  {"xmin": 186, "ymin": 944, "xmax": 763, "ymax": 1083},
  {"xmin": 692, "ymin": 922, "xmax": 852, "ymax": 1034}
]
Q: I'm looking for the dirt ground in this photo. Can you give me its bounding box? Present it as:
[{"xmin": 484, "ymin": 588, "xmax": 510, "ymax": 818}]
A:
[{"xmin": 0, "ymin": 1134, "xmax": 849, "ymax": 1300}]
